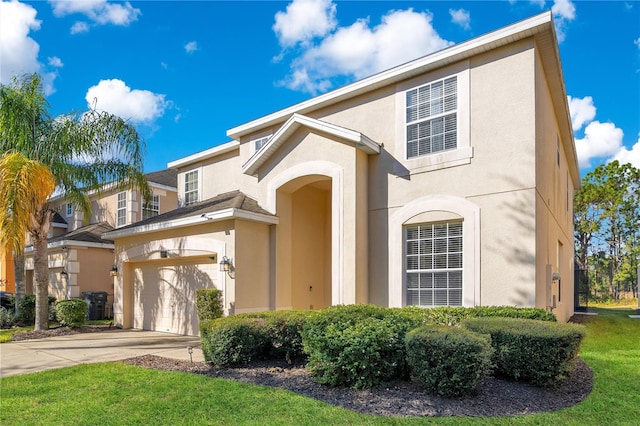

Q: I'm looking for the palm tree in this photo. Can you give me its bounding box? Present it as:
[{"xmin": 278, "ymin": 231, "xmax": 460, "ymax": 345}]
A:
[{"xmin": 0, "ymin": 73, "xmax": 149, "ymax": 330}]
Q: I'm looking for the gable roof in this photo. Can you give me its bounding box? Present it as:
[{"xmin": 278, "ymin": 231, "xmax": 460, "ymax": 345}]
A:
[
  {"xmin": 146, "ymin": 168, "xmax": 178, "ymax": 188},
  {"xmin": 48, "ymin": 222, "xmax": 115, "ymax": 245},
  {"xmin": 242, "ymin": 113, "xmax": 381, "ymax": 176},
  {"xmin": 103, "ymin": 190, "xmax": 277, "ymax": 240}
]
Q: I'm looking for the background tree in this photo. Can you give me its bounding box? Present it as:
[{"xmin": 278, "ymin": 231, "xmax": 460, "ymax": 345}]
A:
[
  {"xmin": 574, "ymin": 161, "xmax": 640, "ymax": 302},
  {"xmin": 0, "ymin": 73, "xmax": 149, "ymax": 330}
]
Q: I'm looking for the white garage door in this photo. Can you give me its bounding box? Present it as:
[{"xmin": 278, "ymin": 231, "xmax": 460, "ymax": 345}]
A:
[{"xmin": 133, "ymin": 259, "xmax": 218, "ymax": 335}]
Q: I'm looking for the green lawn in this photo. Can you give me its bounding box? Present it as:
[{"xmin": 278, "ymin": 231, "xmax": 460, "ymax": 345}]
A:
[{"xmin": 1, "ymin": 308, "xmax": 638, "ymax": 425}]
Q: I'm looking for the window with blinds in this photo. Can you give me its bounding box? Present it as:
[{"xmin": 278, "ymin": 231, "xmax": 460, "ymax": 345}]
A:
[
  {"xmin": 405, "ymin": 221, "xmax": 463, "ymax": 307},
  {"xmin": 142, "ymin": 195, "xmax": 160, "ymax": 220},
  {"xmin": 406, "ymin": 76, "xmax": 457, "ymax": 159},
  {"xmin": 116, "ymin": 191, "xmax": 127, "ymax": 227},
  {"xmin": 184, "ymin": 170, "xmax": 198, "ymax": 206}
]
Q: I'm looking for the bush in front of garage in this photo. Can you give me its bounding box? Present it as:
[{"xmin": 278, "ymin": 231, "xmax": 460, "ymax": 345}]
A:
[
  {"xmin": 56, "ymin": 299, "xmax": 89, "ymax": 327},
  {"xmin": 405, "ymin": 325, "xmax": 494, "ymax": 397},
  {"xmin": 195, "ymin": 289, "xmax": 223, "ymax": 322},
  {"xmin": 200, "ymin": 316, "xmax": 268, "ymax": 367},
  {"xmin": 462, "ymin": 317, "xmax": 585, "ymax": 386},
  {"xmin": 200, "ymin": 310, "xmax": 315, "ymax": 366}
]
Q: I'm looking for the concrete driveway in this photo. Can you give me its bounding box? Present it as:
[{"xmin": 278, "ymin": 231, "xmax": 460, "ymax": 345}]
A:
[{"xmin": 0, "ymin": 329, "xmax": 204, "ymax": 378}]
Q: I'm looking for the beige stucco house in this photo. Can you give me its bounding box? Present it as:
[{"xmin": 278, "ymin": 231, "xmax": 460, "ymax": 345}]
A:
[
  {"xmin": 105, "ymin": 12, "xmax": 579, "ymax": 335},
  {"xmin": 23, "ymin": 170, "xmax": 178, "ymax": 313}
]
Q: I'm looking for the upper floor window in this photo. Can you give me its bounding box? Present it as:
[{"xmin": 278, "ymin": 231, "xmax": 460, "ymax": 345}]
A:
[
  {"xmin": 184, "ymin": 170, "xmax": 199, "ymax": 206},
  {"xmin": 406, "ymin": 76, "xmax": 457, "ymax": 159},
  {"xmin": 254, "ymin": 136, "xmax": 270, "ymax": 151},
  {"xmin": 405, "ymin": 221, "xmax": 463, "ymax": 307},
  {"xmin": 142, "ymin": 195, "xmax": 160, "ymax": 220},
  {"xmin": 66, "ymin": 203, "xmax": 73, "ymax": 217},
  {"xmin": 116, "ymin": 192, "xmax": 127, "ymax": 227}
]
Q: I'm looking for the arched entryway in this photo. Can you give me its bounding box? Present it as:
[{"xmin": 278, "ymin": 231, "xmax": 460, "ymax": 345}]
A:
[{"xmin": 275, "ymin": 175, "xmax": 332, "ymax": 310}]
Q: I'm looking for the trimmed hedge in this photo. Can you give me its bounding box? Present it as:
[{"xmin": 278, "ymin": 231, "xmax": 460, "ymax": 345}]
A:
[
  {"xmin": 200, "ymin": 310, "xmax": 315, "ymax": 367},
  {"xmin": 462, "ymin": 317, "xmax": 585, "ymax": 386},
  {"xmin": 397, "ymin": 305, "xmax": 556, "ymax": 327},
  {"xmin": 13, "ymin": 294, "xmax": 57, "ymax": 325},
  {"xmin": 195, "ymin": 288, "xmax": 223, "ymax": 322},
  {"xmin": 406, "ymin": 326, "xmax": 494, "ymax": 397},
  {"xmin": 56, "ymin": 299, "xmax": 88, "ymax": 327},
  {"xmin": 302, "ymin": 305, "xmax": 421, "ymax": 388}
]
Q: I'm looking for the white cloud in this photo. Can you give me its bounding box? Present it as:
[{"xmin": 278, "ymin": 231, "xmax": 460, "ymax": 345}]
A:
[
  {"xmin": 575, "ymin": 121, "xmax": 624, "ymax": 169},
  {"xmin": 611, "ymin": 135, "xmax": 640, "ymax": 169},
  {"xmin": 70, "ymin": 21, "xmax": 90, "ymax": 34},
  {"xmin": 552, "ymin": 0, "xmax": 576, "ymax": 42},
  {"xmin": 273, "ymin": 0, "xmax": 337, "ymax": 47},
  {"xmin": 279, "ymin": 6, "xmax": 452, "ymax": 94},
  {"xmin": 184, "ymin": 41, "xmax": 198, "ymax": 54},
  {"xmin": 0, "ymin": 0, "xmax": 42, "ymax": 84},
  {"xmin": 161, "ymin": 61, "xmax": 168, "ymax": 69},
  {"xmin": 48, "ymin": 56, "xmax": 64, "ymax": 68},
  {"xmin": 568, "ymin": 96, "xmax": 596, "ymax": 131},
  {"xmin": 49, "ymin": 0, "xmax": 140, "ymax": 32},
  {"xmin": 449, "ymin": 8, "xmax": 470, "ymax": 31},
  {"xmin": 635, "ymin": 37, "xmax": 640, "ymax": 48},
  {"xmin": 85, "ymin": 79, "xmax": 168, "ymax": 123}
]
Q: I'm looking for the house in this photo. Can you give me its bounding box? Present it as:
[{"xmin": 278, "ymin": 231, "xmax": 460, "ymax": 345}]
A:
[
  {"xmin": 105, "ymin": 12, "xmax": 579, "ymax": 336},
  {"xmin": 22, "ymin": 169, "xmax": 178, "ymax": 313}
]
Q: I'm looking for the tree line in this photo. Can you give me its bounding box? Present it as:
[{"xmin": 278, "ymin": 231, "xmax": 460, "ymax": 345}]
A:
[{"xmin": 574, "ymin": 161, "xmax": 640, "ymax": 302}]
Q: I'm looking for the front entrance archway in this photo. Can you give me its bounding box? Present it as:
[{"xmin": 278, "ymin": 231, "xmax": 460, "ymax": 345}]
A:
[{"xmin": 275, "ymin": 175, "xmax": 332, "ymax": 310}]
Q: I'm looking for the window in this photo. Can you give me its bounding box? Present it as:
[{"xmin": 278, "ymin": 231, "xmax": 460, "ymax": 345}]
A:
[
  {"xmin": 116, "ymin": 192, "xmax": 127, "ymax": 227},
  {"xmin": 405, "ymin": 221, "xmax": 463, "ymax": 306},
  {"xmin": 254, "ymin": 136, "xmax": 269, "ymax": 151},
  {"xmin": 66, "ymin": 203, "xmax": 73, "ymax": 217},
  {"xmin": 142, "ymin": 195, "xmax": 159, "ymax": 220},
  {"xmin": 406, "ymin": 77, "xmax": 457, "ymax": 159},
  {"xmin": 184, "ymin": 170, "xmax": 199, "ymax": 206}
]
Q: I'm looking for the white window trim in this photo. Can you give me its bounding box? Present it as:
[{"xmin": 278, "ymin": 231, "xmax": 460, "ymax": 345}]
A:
[
  {"xmin": 142, "ymin": 194, "xmax": 160, "ymax": 219},
  {"xmin": 116, "ymin": 191, "xmax": 127, "ymax": 227},
  {"xmin": 66, "ymin": 203, "xmax": 73, "ymax": 217},
  {"xmin": 389, "ymin": 194, "xmax": 480, "ymax": 308},
  {"xmin": 183, "ymin": 169, "xmax": 200, "ymax": 206},
  {"xmin": 396, "ymin": 64, "xmax": 471, "ymax": 175}
]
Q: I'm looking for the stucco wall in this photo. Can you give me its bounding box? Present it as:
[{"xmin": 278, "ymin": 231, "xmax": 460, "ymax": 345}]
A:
[{"xmin": 234, "ymin": 220, "xmax": 272, "ymax": 312}]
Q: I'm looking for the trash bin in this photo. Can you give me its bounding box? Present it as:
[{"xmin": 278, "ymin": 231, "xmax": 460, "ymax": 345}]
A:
[{"xmin": 82, "ymin": 291, "xmax": 108, "ymax": 320}]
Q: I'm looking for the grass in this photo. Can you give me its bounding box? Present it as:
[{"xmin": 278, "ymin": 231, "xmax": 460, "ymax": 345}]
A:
[{"xmin": 1, "ymin": 309, "xmax": 639, "ymax": 425}]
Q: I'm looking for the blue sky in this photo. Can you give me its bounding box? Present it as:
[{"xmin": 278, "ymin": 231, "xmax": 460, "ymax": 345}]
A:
[{"xmin": 1, "ymin": 0, "xmax": 638, "ymax": 176}]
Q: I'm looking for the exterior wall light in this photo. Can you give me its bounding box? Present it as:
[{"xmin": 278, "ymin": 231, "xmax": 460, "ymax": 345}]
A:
[
  {"xmin": 110, "ymin": 265, "xmax": 118, "ymax": 277},
  {"xmin": 219, "ymin": 256, "xmax": 232, "ymax": 273},
  {"xmin": 60, "ymin": 270, "xmax": 68, "ymax": 278}
]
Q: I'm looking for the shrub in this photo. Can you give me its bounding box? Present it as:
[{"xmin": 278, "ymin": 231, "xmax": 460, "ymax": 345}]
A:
[
  {"xmin": 462, "ymin": 317, "xmax": 586, "ymax": 386},
  {"xmin": 240, "ymin": 310, "xmax": 314, "ymax": 362},
  {"xmin": 398, "ymin": 305, "xmax": 556, "ymax": 327},
  {"xmin": 14, "ymin": 295, "xmax": 56, "ymax": 325},
  {"xmin": 405, "ymin": 326, "xmax": 493, "ymax": 397},
  {"xmin": 0, "ymin": 307, "xmax": 15, "ymax": 328},
  {"xmin": 195, "ymin": 289, "xmax": 223, "ymax": 322},
  {"xmin": 56, "ymin": 299, "xmax": 89, "ymax": 327},
  {"xmin": 302, "ymin": 305, "xmax": 420, "ymax": 388},
  {"xmin": 200, "ymin": 316, "xmax": 269, "ymax": 367}
]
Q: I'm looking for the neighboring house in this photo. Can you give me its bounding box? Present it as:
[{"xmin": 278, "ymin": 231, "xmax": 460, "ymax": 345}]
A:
[
  {"xmin": 23, "ymin": 169, "xmax": 178, "ymax": 311},
  {"xmin": 105, "ymin": 12, "xmax": 579, "ymax": 336},
  {"xmin": 0, "ymin": 247, "xmax": 14, "ymax": 293}
]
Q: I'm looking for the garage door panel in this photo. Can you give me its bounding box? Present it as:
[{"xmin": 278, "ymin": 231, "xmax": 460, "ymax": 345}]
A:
[{"xmin": 133, "ymin": 260, "xmax": 218, "ymax": 335}]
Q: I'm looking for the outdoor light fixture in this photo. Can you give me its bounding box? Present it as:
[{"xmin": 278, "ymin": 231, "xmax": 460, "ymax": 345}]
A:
[
  {"xmin": 219, "ymin": 256, "xmax": 232, "ymax": 273},
  {"xmin": 60, "ymin": 270, "xmax": 68, "ymax": 278},
  {"xmin": 110, "ymin": 265, "xmax": 118, "ymax": 277}
]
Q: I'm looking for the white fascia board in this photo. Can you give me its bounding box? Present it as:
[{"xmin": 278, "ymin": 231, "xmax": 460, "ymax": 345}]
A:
[
  {"xmin": 167, "ymin": 140, "xmax": 240, "ymax": 169},
  {"xmin": 242, "ymin": 113, "xmax": 380, "ymax": 175},
  {"xmin": 150, "ymin": 182, "xmax": 178, "ymax": 192},
  {"xmin": 227, "ymin": 12, "xmax": 551, "ymax": 140},
  {"xmin": 24, "ymin": 240, "xmax": 115, "ymax": 253},
  {"xmin": 103, "ymin": 208, "xmax": 278, "ymax": 240}
]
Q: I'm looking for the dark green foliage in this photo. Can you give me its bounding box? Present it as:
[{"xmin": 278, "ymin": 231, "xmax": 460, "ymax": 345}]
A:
[
  {"xmin": 405, "ymin": 326, "xmax": 494, "ymax": 397},
  {"xmin": 200, "ymin": 316, "xmax": 269, "ymax": 367},
  {"xmin": 195, "ymin": 288, "xmax": 223, "ymax": 322},
  {"xmin": 302, "ymin": 305, "xmax": 420, "ymax": 388},
  {"xmin": 240, "ymin": 310, "xmax": 315, "ymax": 362},
  {"xmin": 462, "ymin": 317, "xmax": 586, "ymax": 386},
  {"xmin": 13, "ymin": 294, "xmax": 56, "ymax": 325},
  {"xmin": 398, "ymin": 305, "xmax": 556, "ymax": 327},
  {"xmin": 56, "ymin": 299, "xmax": 88, "ymax": 327}
]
